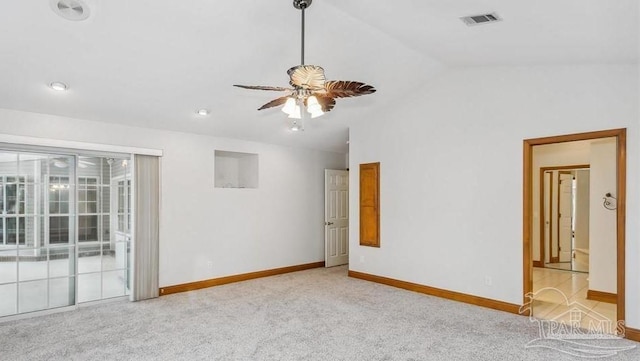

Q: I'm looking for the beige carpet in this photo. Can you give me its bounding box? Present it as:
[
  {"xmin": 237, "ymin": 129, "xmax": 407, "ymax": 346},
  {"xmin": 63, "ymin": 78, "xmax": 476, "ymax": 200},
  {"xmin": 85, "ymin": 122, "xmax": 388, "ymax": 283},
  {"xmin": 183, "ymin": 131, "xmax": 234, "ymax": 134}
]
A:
[{"xmin": 1, "ymin": 266, "xmax": 638, "ymax": 360}]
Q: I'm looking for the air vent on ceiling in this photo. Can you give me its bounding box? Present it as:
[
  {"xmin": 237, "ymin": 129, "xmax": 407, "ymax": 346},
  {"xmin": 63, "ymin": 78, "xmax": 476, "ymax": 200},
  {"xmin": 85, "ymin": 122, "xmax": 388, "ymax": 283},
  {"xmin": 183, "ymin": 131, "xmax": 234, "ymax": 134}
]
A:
[
  {"xmin": 50, "ymin": 0, "xmax": 90, "ymax": 21},
  {"xmin": 460, "ymin": 12, "xmax": 501, "ymax": 26}
]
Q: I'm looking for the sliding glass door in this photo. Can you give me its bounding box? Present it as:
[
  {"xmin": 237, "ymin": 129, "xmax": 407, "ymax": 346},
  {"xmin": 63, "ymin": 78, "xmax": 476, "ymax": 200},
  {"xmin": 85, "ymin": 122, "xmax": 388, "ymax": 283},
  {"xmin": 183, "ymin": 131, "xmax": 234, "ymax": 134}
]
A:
[
  {"xmin": 0, "ymin": 152, "xmax": 76, "ymax": 316},
  {"xmin": 0, "ymin": 150, "xmax": 131, "ymax": 317},
  {"xmin": 77, "ymin": 157, "xmax": 131, "ymax": 302}
]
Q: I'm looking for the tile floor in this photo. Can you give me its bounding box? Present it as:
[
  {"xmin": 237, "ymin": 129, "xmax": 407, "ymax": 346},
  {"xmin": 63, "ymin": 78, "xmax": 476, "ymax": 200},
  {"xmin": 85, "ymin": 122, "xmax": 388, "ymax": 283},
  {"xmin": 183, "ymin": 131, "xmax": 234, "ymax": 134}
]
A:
[{"xmin": 532, "ymin": 267, "xmax": 617, "ymax": 334}]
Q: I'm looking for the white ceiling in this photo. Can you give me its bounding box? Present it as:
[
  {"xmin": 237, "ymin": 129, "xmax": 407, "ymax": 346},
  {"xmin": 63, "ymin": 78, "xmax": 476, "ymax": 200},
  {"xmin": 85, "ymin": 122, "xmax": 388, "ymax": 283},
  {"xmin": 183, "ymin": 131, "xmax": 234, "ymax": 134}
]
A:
[{"xmin": 0, "ymin": 0, "xmax": 637, "ymax": 153}]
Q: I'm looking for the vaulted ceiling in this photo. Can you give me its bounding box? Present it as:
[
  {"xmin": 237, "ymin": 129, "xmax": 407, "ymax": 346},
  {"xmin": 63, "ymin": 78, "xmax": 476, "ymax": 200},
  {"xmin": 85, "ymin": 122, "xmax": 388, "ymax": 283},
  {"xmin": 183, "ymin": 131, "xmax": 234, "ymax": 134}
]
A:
[{"xmin": 0, "ymin": 0, "xmax": 637, "ymax": 153}]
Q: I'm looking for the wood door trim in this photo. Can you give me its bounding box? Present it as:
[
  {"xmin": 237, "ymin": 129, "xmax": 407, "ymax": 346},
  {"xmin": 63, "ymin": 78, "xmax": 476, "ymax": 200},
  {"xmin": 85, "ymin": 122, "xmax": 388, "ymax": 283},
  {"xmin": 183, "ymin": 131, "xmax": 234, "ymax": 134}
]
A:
[{"xmin": 523, "ymin": 128, "xmax": 626, "ymax": 329}]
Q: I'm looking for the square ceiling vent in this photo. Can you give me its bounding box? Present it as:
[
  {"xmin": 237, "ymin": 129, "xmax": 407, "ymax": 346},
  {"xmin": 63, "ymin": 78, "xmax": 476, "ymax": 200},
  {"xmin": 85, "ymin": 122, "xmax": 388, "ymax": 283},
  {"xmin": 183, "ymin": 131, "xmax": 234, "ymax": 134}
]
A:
[{"xmin": 461, "ymin": 13, "xmax": 502, "ymax": 26}]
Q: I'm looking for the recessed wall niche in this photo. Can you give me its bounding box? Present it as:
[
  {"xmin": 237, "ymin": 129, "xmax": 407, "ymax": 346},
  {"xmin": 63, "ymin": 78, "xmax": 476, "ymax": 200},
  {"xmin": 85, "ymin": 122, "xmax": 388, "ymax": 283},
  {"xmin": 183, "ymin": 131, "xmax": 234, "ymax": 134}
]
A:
[{"xmin": 214, "ymin": 150, "xmax": 259, "ymax": 189}]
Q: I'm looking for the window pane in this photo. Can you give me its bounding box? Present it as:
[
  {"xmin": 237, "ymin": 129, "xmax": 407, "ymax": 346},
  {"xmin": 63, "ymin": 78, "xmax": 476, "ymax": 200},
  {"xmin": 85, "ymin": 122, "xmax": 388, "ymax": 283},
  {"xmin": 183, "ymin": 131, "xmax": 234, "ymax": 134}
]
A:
[
  {"xmin": 78, "ymin": 273, "xmax": 101, "ymax": 303},
  {"xmin": 0, "ymin": 283, "xmax": 17, "ymax": 317},
  {"xmin": 78, "ymin": 189, "xmax": 86, "ymax": 202},
  {"xmin": 49, "ymin": 201, "xmax": 59, "ymax": 214},
  {"xmin": 49, "ymin": 187, "xmax": 59, "ymax": 202},
  {"xmin": 102, "ymin": 270, "xmax": 126, "ymax": 299},
  {"xmin": 49, "ymin": 216, "xmax": 70, "ymax": 244},
  {"xmin": 19, "ymin": 249, "xmax": 47, "ymax": 282},
  {"xmin": 49, "ymin": 277, "xmax": 75, "ymax": 308},
  {"xmin": 87, "ymin": 187, "xmax": 97, "ymax": 201},
  {"xmin": 78, "ymin": 244, "xmax": 101, "ymax": 274},
  {"xmin": 19, "ymin": 217, "xmax": 25, "ymax": 245},
  {"xmin": 6, "ymin": 218, "xmax": 16, "ymax": 244},
  {"xmin": 59, "ymin": 188, "xmax": 69, "ymax": 203},
  {"xmin": 17, "ymin": 184, "xmax": 25, "ymax": 214},
  {"xmin": 5, "ymin": 218, "xmax": 25, "ymax": 245},
  {"xmin": 49, "ymin": 247, "xmax": 75, "ymax": 278},
  {"xmin": 102, "ymin": 242, "xmax": 126, "ymax": 271},
  {"xmin": 6, "ymin": 184, "xmax": 17, "ymax": 214},
  {"xmin": 79, "ymin": 215, "xmax": 98, "ymax": 242},
  {"xmin": 101, "ymin": 215, "xmax": 110, "ymax": 242},
  {"xmin": 0, "ymin": 251, "xmax": 17, "ymax": 283},
  {"xmin": 18, "ymin": 155, "xmax": 47, "ymax": 184},
  {"xmin": 18, "ymin": 280, "xmax": 48, "ymax": 313}
]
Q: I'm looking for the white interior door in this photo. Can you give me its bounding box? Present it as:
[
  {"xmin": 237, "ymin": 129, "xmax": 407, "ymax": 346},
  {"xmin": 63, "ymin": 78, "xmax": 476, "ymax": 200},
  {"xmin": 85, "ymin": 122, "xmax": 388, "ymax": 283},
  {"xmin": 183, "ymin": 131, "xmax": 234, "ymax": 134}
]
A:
[
  {"xmin": 325, "ymin": 169, "xmax": 348, "ymax": 267},
  {"xmin": 558, "ymin": 173, "xmax": 573, "ymax": 262}
]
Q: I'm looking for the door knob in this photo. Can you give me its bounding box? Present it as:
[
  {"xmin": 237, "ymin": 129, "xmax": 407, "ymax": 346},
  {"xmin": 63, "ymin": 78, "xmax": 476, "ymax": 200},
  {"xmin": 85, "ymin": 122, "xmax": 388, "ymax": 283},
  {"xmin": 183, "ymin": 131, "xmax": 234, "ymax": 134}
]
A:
[{"xmin": 325, "ymin": 221, "xmax": 334, "ymax": 225}]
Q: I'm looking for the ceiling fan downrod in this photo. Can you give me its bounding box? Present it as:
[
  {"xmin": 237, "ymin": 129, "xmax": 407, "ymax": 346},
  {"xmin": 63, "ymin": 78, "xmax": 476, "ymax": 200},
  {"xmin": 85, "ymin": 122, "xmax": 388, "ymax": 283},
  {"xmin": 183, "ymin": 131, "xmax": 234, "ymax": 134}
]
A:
[{"xmin": 293, "ymin": 0, "xmax": 312, "ymax": 65}]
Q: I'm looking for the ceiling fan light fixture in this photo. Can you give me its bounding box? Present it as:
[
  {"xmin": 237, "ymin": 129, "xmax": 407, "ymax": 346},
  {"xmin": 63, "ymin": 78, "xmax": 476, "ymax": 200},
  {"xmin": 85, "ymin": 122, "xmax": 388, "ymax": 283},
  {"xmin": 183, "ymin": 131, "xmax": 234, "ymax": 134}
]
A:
[
  {"xmin": 287, "ymin": 104, "xmax": 302, "ymax": 119},
  {"xmin": 309, "ymin": 109, "xmax": 324, "ymax": 118},
  {"xmin": 233, "ymin": 0, "xmax": 375, "ymax": 128},
  {"xmin": 290, "ymin": 119, "xmax": 304, "ymax": 132},
  {"xmin": 282, "ymin": 97, "xmax": 297, "ymax": 115},
  {"xmin": 306, "ymin": 95, "xmax": 324, "ymax": 118}
]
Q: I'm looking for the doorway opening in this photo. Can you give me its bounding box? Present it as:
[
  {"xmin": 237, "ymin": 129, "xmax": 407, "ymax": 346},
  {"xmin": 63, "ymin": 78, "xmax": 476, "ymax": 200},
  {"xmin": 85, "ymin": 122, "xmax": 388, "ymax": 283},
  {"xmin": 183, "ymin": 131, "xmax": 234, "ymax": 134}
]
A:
[
  {"xmin": 523, "ymin": 128, "xmax": 626, "ymax": 332},
  {"xmin": 538, "ymin": 165, "xmax": 590, "ymax": 273}
]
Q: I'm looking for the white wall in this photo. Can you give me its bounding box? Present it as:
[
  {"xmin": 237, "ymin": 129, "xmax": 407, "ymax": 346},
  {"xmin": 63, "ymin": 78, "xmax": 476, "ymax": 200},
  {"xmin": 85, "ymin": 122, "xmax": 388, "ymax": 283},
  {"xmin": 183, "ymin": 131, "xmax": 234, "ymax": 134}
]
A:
[
  {"xmin": 348, "ymin": 64, "xmax": 640, "ymax": 327},
  {"xmin": 574, "ymin": 169, "xmax": 590, "ymax": 252},
  {"xmin": 589, "ymin": 138, "xmax": 617, "ymax": 293},
  {"xmin": 0, "ymin": 108, "xmax": 345, "ymax": 287}
]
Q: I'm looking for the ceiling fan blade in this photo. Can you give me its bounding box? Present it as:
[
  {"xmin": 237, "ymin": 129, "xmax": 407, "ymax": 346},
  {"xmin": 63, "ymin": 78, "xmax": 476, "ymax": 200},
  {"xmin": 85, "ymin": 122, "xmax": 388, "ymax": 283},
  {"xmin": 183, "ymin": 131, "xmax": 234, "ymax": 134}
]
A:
[
  {"xmin": 233, "ymin": 85, "xmax": 292, "ymax": 91},
  {"xmin": 311, "ymin": 95, "xmax": 336, "ymax": 112},
  {"xmin": 288, "ymin": 65, "xmax": 326, "ymax": 90},
  {"xmin": 258, "ymin": 96, "xmax": 290, "ymax": 111},
  {"xmin": 324, "ymin": 80, "xmax": 376, "ymax": 98}
]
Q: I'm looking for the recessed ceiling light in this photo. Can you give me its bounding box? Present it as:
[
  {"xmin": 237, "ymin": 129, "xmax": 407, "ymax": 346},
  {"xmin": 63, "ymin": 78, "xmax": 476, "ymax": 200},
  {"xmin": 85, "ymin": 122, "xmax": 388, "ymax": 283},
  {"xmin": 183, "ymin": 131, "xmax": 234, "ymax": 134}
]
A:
[
  {"xmin": 49, "ymin": 82, "xmax": 68, "ymax": 91},
  {"xmin": 50, "ymin": 0, "xmax": 91, "ymax": 21},
  {"xmin": 196, "ymin": 109, "xmax": 210, "ymax": 116}
]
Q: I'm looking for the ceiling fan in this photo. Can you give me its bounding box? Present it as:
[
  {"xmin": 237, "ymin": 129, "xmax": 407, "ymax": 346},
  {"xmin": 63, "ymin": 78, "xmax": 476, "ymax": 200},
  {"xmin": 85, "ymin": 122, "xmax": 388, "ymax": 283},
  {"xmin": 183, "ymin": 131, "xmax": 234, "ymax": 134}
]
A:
[
  {"xmin": 234, "ymin": 0, "xmax": 376, "ymax": 131},
  {"xmin": 52, "ymin": 156, "xmax": 96, "ymax": 169}
]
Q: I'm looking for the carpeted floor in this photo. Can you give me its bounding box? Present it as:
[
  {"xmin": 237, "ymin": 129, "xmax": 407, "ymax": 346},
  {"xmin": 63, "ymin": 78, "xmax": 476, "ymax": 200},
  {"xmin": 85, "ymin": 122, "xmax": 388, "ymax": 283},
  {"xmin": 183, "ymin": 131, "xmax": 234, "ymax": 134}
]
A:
[{"xmin": 1, "ymin": 266, "xmax": 638, "ymax": 360}]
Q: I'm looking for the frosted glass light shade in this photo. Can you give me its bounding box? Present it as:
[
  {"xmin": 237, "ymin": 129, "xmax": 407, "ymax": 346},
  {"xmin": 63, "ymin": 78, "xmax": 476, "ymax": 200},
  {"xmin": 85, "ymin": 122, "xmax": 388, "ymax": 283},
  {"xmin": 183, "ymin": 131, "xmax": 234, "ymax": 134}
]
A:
[
  {"xmin": 287, "ymin": 105, "xmax": 301, "ymax": 119},
  {"xmin": 306, "ymin": 95, "xmax": 324, "ymax": 118},
  {"xmin": 282, "ymin": 97, "xmax": 297, "ymax": 115}
]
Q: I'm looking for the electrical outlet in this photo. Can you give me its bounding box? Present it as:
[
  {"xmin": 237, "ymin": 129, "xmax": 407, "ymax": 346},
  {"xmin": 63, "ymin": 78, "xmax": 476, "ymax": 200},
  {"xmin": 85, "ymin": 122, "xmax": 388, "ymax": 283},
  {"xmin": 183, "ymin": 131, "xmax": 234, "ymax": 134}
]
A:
[
  {"xmin": 207, "ymin": 261, "xmax": 213, "ymax": 269},
  {"xmin": 484, "ymin": 276, "xmax": 492, "ymax": 286},
  {"xmin": 360, "ymin": 255, "xmax": 365, "ymax": 263}
]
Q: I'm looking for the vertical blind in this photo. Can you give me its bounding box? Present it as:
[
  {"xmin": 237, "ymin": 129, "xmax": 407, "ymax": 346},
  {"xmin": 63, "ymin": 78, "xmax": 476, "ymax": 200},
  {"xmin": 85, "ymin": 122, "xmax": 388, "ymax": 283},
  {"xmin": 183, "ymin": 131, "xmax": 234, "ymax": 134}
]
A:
[{"xmin": 132, "ymin": 154, "xmax": 160, "ymax": 301}]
